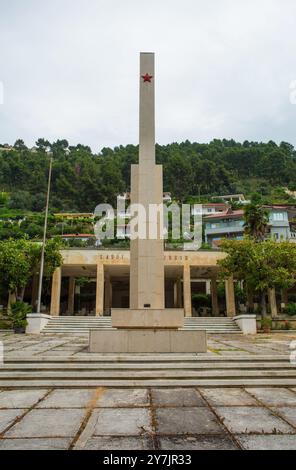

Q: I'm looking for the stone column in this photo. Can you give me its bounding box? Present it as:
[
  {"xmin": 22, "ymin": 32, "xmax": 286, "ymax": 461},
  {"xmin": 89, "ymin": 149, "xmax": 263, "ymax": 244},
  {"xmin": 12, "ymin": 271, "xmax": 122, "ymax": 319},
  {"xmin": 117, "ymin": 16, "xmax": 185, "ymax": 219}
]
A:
[
  {"xmin": 268, "ymin": 288, "xmax": 278, "ymax": 318},
  {"xmin": 176, "ymin": 277, "xmax": 182, "ymax": 308},
  {"xmin": 50, "ymin": 267, "xmax": 62, "ymax": 316},
  {"xmin": 96, "ymin": 264, "xmax": 104, "ymax": 316},
  {"xmin": 67, "ymin": 277, "xmax": 75, "ymax": 315},
  {"xmin": 211, "ymin": 277, "xmax": 219, "ymax": 316},
  {"xmin": 225, "ymin": 277, "xmax": 236, "ymax": 317},
  {"xmin": 183, "ymin": 264, "xmax": 192, "ymax": 317},
  {"xmin": 104, "ymin": 276, "xmax": 112, "ymax": 314},
  {"xmin": 173, "ymin": 281, "xmax": 178, "ymax": 308}
]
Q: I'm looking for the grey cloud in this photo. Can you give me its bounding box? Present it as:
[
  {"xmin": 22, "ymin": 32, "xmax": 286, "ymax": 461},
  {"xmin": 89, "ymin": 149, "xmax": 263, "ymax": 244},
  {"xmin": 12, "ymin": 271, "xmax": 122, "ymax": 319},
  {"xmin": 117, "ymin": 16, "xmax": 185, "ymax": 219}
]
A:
[{"xmin": 0, "ymin": 0, "xmax": 296, "ymax": 150}]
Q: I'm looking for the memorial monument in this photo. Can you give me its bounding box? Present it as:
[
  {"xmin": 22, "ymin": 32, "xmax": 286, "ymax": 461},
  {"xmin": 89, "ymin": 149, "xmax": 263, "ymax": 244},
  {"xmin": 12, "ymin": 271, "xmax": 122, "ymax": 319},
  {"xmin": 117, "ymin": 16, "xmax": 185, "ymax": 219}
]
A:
[{"xmin": 89, "ymin": 53, "xmax": 207, "ymax": 353}]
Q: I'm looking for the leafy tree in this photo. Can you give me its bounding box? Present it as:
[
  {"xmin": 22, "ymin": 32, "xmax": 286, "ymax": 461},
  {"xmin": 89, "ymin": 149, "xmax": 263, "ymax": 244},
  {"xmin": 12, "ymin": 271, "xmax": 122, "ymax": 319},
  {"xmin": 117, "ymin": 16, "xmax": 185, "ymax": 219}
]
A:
[
  {"xmin": 243, "ymin": 204, "xmax": 269, "ymax": 241},
  {"xmin": 35, "ymin": 138, "xmax": 51, "ymax": 152},
  {"xmin": 13, "ymin": 139, "xmax": 27, "ymax": 151},
  {"xmin": 0, "ymin": 238, "xmax": 40, "ymax": 301},
  {"xmin": 0, "ymin": 237, "xmax": 62, "ymax": 302},
  {"xmin": 8, "ymin": 191, "xmax": 33, "ymax": 210},
  {"xmin": 218, "ymin": 239, "xmax": 296, "ymax": 316}
]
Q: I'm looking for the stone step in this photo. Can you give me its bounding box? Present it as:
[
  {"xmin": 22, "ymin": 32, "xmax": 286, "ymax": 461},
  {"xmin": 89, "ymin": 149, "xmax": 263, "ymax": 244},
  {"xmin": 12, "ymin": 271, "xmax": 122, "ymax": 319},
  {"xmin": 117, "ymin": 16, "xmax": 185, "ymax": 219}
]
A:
[
  {"xmin": 43, "ymin": 326, "xmax": 240, "ymax": 331},
  {"xmin": 42, "ymin": 315, "xmax": 241, "ymax": 335},
  {"xmin": 0, "ymin": 366, "xmax": 294, "ymax": 375},
  {"xmin": 0, "ymin": 378, "xmax": 296, "ymax": 388},
  {"xmin": 1, "ymin": 361, "xmax": 294, "ymax": 370},
  {"xmin": 1, "ymin": 367, "xmax": 296, "ymax": 379},
  {"xmin": 47, "ymin": 321, "xmax": 235, "ymax": 324},
  {"xmin": 6, "ymin": 354, "xmax": 290, "ymax": 362},
  {"xmin": 43, "ymin": 331, "xmax": 241, "ymax": 336}
]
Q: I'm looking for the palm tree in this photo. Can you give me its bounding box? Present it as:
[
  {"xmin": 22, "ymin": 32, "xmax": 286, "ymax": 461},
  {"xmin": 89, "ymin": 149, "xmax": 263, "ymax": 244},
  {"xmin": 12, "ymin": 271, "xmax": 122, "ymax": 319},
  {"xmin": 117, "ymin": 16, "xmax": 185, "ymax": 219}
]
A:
[{"xmin": 243, "ymin": 204, "xmax": 269, "ymax": 242}]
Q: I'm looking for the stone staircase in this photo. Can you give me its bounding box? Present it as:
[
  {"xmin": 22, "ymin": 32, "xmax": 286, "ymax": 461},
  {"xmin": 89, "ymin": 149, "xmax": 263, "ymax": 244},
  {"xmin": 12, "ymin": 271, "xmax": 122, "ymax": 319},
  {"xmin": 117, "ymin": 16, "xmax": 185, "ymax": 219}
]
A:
[
  {"xmin": 42, "ymin": 316, "xmax": 241, "ymax": 335},
  {"xmin": 0, "ymin": 355, "xmax": 295, "ymax": 388}
]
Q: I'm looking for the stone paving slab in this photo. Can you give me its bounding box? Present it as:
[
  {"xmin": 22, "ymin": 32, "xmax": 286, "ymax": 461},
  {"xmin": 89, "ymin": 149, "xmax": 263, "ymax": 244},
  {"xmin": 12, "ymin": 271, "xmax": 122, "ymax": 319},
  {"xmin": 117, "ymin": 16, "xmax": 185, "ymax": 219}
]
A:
[
  {"xmin": 272, "ymin": 407, "xmax": 296, "ymax": 427},
  {"xmin": 151, "ymin": 388, "xmax": 205, "ymax": 407},
  {"xmin": 0, "ymin": 390, "xmax": 48, "ymax": 409},
  {"xmin": 0, "ymin": 438, "xmax": 71, "ymax": 450},
  {"xmin": 155, "ymin": 407, "xmax": 223, "ymax": 435},
  {"xmin": 97, "ymin": 389, "xmax": 149, "ymax": 408},
  {"xmin": 245, "ymin": 387, "xmax": 296, "ymax": 406},
  {"xmin": 236, "ymin": 434, "xmax": 296, "ymax": 450},
  {"xmin": 5, "ymin": 409, "xmax": 85, "ymax": 438},
  {"xmin": 77, "ymin": 436, "xmax": 154, "ymax": 450},
  {"xmin": 159, "ymin": 436, "xmax": 238, "ymax": 450},
  {"xmin": 214, "ymin": 406, "xmax": 295, "ymax": 434},
  {"xmin": 199, "ymin": 388, "xmax": 258, "ymax": 406},
  {"xmin": 91, "ymin": 408, "xmax": 151, "ymax": 436},
  {"xmin": 36, "ymin": 389, "xmax": 95, "ymax": 409},
  {"xmin": 0, "ymin": 409, "xmax": 26, "ymax": 433}
]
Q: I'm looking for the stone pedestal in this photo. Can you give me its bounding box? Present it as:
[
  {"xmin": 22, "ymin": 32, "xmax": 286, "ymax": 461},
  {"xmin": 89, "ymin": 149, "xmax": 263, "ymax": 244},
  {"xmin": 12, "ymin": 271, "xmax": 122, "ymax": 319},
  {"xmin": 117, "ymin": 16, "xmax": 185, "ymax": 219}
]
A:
[
  {"xmin": 89, "ymin": 329, "xmax": 207, "ymax": 353},
  {"xmin": 111, "ymin": 308, "xmax": 184, "ymax": 329}
]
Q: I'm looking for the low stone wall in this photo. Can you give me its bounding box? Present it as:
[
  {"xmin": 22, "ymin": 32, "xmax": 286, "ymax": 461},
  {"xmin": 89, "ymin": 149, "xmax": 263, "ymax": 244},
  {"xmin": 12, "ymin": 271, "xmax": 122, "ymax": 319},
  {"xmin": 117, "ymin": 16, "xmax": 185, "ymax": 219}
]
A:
[{"xmin": 256, "ymin": 315, "xmax": 296, "ymax": 331}]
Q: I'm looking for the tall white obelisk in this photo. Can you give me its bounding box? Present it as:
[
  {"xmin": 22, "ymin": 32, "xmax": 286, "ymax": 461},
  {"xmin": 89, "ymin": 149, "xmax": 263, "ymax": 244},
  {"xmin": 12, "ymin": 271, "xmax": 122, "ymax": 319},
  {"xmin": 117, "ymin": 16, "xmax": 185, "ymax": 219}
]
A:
[
  {"xmin": 129, "ymin": 52, "xmax": 165, "ymax": 310},
  {"xmin": 91, "ymin": 53, "xmax": 206, "ymax": 351}
]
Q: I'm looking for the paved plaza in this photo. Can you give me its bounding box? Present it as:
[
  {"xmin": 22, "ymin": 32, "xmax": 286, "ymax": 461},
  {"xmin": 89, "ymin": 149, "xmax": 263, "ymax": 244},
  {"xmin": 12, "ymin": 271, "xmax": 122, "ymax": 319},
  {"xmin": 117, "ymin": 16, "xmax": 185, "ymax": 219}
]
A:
[
  {"xmin": 0, "ymin": 330, "xmax": 295, "ymax": 358},
  {"xmin": 0, "ymin": 332, "xmax": 295, "ymax": 449},
  {"xmin": 0, "ymin": 385, "xmax": 296, "ymax": 449}
]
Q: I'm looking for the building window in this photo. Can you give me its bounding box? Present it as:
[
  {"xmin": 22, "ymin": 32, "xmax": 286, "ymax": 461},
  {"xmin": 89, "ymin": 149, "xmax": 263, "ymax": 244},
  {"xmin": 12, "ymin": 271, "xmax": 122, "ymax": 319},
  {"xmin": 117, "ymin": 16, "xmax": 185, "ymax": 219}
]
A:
[{"xmin": 273, "ymin": 212, "xmax": 285, "ymax": 221}]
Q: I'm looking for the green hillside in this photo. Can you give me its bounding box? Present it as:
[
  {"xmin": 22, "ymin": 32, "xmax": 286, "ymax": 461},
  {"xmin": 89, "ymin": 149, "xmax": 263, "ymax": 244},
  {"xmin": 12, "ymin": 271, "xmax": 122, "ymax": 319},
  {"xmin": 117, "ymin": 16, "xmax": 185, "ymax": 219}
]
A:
[{"xmin": 0, "ymin": 138, "xmax": 296, "ymax": 215}]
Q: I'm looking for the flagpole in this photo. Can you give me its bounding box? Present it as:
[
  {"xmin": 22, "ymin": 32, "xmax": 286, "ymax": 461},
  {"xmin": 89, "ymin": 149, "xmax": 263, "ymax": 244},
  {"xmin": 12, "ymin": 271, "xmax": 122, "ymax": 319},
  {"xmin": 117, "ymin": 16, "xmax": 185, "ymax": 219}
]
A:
[{"xmin": 36, "ymin": 149, "xmax": 53, "ymax": 313}]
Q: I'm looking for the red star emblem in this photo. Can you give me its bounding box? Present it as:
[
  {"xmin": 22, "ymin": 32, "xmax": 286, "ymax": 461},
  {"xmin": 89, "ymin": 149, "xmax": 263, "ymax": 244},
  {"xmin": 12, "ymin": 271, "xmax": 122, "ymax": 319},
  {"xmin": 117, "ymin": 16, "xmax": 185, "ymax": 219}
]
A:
[{"xmin": 142, "ymin": 73, "xmax": 153, "ymax": 83}]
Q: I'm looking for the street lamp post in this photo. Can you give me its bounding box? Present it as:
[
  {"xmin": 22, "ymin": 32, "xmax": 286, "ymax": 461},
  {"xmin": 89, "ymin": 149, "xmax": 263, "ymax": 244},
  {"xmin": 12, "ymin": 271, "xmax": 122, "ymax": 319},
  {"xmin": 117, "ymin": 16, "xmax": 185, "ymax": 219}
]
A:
[{"xmin": 36, "ymin": 150, "xmax": 53, "ymax": 314}]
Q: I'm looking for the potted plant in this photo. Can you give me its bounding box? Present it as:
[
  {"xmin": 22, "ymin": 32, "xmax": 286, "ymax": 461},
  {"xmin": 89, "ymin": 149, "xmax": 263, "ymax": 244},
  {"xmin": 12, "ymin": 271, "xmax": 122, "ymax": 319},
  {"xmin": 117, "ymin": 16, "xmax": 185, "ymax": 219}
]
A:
[{"xmin": 9, "ymin": 301, "xmax": 31, "ymax": 334}]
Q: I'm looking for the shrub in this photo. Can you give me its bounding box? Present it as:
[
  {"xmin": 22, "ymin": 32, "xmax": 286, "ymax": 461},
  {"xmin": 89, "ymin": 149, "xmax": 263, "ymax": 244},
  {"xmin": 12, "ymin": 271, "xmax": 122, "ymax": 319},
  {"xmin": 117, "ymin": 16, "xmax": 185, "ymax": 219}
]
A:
[
  {"xmin": 9, "ymin": 301, "xmax": 31, "ymax": 330},
  {"xmin": 261, "ymin": 317, "xmax": 272, "ymax": 333},
  {"xmin": 192, "ymin": 294, "xmax": 211, "ymax": 310},
  {"xmin": 283, "ymin": 303, "xmax": 296, "ymax": 316}
]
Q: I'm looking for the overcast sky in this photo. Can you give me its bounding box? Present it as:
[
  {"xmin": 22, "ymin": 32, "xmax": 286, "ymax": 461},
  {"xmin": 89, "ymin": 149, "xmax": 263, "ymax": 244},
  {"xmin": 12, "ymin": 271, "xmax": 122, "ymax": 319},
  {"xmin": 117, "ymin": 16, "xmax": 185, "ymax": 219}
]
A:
[{"xmin": 0, "ymin": 0, "xmax": 296, "ymax": 151}]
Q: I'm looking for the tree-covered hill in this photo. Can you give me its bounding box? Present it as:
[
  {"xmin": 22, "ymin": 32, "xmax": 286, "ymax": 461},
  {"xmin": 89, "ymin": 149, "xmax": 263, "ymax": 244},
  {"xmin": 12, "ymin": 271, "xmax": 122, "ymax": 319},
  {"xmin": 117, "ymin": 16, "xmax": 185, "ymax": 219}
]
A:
[{"xmin": 0, "ymin": 138, "xmax": 296, "ymax": 212}]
